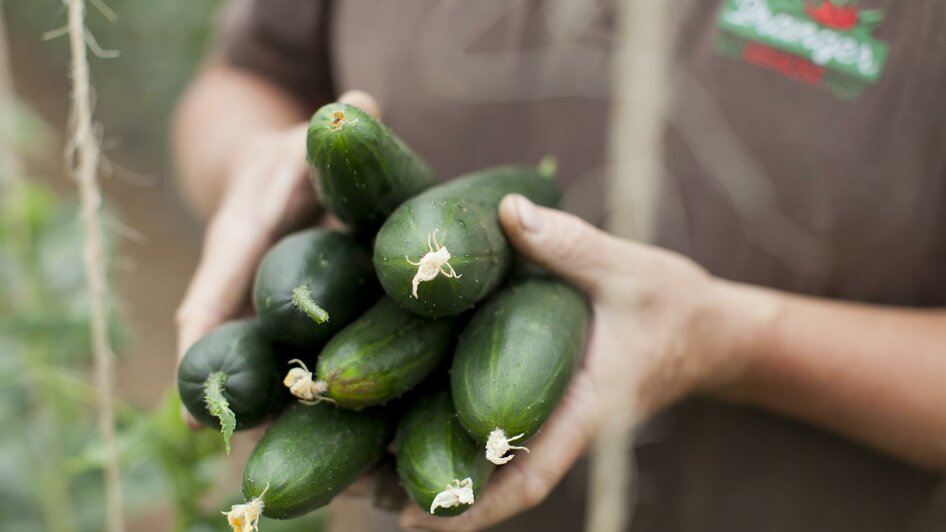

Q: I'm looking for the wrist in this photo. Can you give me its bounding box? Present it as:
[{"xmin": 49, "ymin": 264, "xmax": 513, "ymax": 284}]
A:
[{"xmin": 701, "ymin": 278, "xmax": 781, "ymax": 400}]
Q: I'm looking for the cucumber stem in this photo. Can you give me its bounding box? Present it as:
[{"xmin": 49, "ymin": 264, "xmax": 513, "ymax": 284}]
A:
[
  {"xmin": 291, "ymin": 284, "xmax": 330, "ymax": 324},
  {"xmin": 537, "ymin": 156, "xmax": 557, "ymax": 178},
  {"xmin": 330, "ymin": 110, "xmax": 347, "ymax": 129},
  {"xmin": 283, "ymin": 359, "xmax": 333, "ymax": 405},
  {"xmin": 485, "ymin": 428, "xmax": 530, "ymax": 465},
  {"xmin": 204, "ymin": 372, "xmax": 236, "ymax": 455},
  {"xmin": 222, "ymin": 484, "xmax": 268, "ymax": 532},
  {"xmin": 405, "ymin": 229, "xmax": 461, "ymax": 299},
  {"xmin": 330, "ymin": 110, "xmax": 359, "ymax": 131},
  {"xmin": 430, "ymin": 478, "xmax": 475, "ymax": 514}
]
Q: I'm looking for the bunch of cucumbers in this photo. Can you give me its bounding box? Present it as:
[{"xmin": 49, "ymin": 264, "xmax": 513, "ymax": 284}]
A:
[{"xmin": 177, "ymin": 103, "xmax": 590, "ymax": 530}]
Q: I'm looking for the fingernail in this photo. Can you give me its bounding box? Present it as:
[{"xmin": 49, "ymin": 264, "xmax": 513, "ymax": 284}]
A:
[{"xmin": 514, "ymin": 195, "xmax": 543, "ymax": 234}]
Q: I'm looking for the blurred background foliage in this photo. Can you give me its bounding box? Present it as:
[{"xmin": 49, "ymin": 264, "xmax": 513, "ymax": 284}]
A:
[
  {"xmin": 6, "ymin": 0, "xmax": 220, "ymax": 171},
  {"xmin": 1, "ymin": 1, "xmax": 327, "ymax": 530}
]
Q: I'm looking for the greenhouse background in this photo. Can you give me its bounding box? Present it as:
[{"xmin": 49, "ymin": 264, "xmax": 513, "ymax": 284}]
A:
[
  {"xmin": 1, "ymin": 1, "xmax": 333, "ymax": 530},
  {"xmin": 5, "ymin": 1, "xmax": 943, "ymax": 531}
]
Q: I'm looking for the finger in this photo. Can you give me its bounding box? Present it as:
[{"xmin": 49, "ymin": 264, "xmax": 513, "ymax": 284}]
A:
[
  {"xmin": 175, "ymin": 211, "xmax": 271, "ymax": 429},
  {"xmin": 256, "ymin": 124, "xmax": 318, "ymax": 235},
  {"xmin": 338, "ymin": 89, "xmax": 381, "ymax": 120},
  {"xmin": 180, "ymin": 405, "xmax": 202, "ymax": 430},
  {"xmin": 175, "ymin": 207, "xmax": 271, "ymax": 361},
  {"xmin": 321, "ymin": 212, "xmax": 347, "ymax": 231},
  {"xmin": 400, "ymin": 370, "xmax": 600, "ymax": 531},
  {"xmin": 175, "ymin": 127, "xmax": 312, "ymax": 364},
  {"xmin": 499, "ymin": 195, "xmax": 631, "ymax": 296}
]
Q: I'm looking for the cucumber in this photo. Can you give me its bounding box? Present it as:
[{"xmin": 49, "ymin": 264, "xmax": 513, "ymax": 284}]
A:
[
  {"xmin": 373, "ymin": 161, "xmax": 559, "ymax": 318},
  {"xmin": 253, "ymin": 228, "xmax": 377, "ymax": 348},
  {"xmin": 177, "ymin": 319, "xmax": 282, "ymax": 454},
  {"xmin": 395, "ymin": 389, "xmax": 494, "ymax": 516},
  {"xmin": 225, "ymin": 402, "xmax": 390, "ymax": 527},
  {"xmin": 282, "ymin": 297, "xmax": 458, "ymax": 409},
  {"xmin": 306, "ymin": 102, "xmax": 437, "ymax": 230},
  {"xmin": 451, "ymin": 279, "xmax": 589, "ymax": 465}
]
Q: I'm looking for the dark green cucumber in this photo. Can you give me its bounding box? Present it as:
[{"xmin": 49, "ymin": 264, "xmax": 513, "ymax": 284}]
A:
[
  {"xmin": 308, "ymin": 297, "xmax": 459, "ymax": 408},
  {"xmin": 177, "ymin": 319, "xmax": 282, "ymax": 454},
  {"xmin": 306, "ymin": 102, "xmax": 437, "ymax": 230},
  {"xmin": 451, "ymin": 279, "xmax": 589, "ymax": 465},
  {"xmin": 234, "ymin": 402, "xmax": 390, "ymax": 522},
  {"xmin": 253, "ymin": 228, "xmax": 377, "ymax": 348},
  {"xmin": 373, "ymin": 161, "xmax": 559, "ymax": 318},
  {"xmin": 395, "ymin": 389, "xmax": 493, "ymax": 516}
]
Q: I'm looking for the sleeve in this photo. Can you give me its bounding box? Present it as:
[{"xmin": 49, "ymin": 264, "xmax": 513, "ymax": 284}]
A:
[{"xmin": 214, "ymin": 0, "xmax": 335, "ymax": 106}]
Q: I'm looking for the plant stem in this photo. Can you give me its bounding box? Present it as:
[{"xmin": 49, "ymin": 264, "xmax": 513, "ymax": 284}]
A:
[
  {"xmin": 292, "ymin": 284, "xmax": 330, "ymax": 324},
  {"xmin": 66, "ymin": 0, "xmax": 124, "ymax": 530},
  {"xmin": 537, "ymin": 157, "xmax": 557, "ymax": 179},
  {"xmin": 29, "ymin": 344, "xmax": 79, "ymax": 532}
]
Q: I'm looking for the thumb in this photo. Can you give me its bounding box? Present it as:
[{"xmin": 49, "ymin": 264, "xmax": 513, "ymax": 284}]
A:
[
  {"xmin": 337, "ymin": 89, "xmax": 381, "ymax": 120},
  {"xmin": 499, "ymin": 194, "xmax": 624, "ymax": 295}
]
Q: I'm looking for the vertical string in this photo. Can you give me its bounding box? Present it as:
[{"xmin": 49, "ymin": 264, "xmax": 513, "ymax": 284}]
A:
[
  {"xmin": 587, "ymin": 0, "xmax": 669, "ymax": 531},
  {"xmin": 66, "ymin": 0, "xmax": 125, "ymax": 530}
]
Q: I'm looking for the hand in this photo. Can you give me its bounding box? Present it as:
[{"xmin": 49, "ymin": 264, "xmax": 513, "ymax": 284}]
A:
[
  {"xmin": 400, "ymin": 195, "xmax": 764, "ymax": 531},
  {"xmin": 175, "ymin": 90, "xmax": 380, "ymax": 428}
]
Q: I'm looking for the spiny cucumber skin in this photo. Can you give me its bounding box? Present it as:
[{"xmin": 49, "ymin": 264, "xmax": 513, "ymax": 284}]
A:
[
  {"xmin": 373, "ymin": 165, "xmax": 560, "ymax": 318},
  {"xmin": 307, "ymin": 102, "xmax": 437, "ymax": 231},
  {"xmin": 177, "ymin": 318, "xmax": 282, "ymax": 431},
  {"xmin": 242, "ymin": 402, "xmax": 390, "ymax": 519},
  {"xmin": 316, "ymin": 297, "xmax": 460, "ymax": 409},
  {"xmin": 253, "ymin": 228, "xmax": 377, "ymax": 348},
  {"xmin": 395, "ymin": 390, "xmax": 494, "ymax": 516},
  {"xmin": 451, "ymin": 279, "xmax": 589, "ymax": 444}
]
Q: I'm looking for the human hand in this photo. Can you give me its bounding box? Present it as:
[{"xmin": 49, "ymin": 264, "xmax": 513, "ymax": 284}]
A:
[
  {"xmin": 175, "ymin": 90, "xmax": 380, "ymax": 427},
  {"xmin": 400, "ymin": 195, "xmax": 765, "ymax": 530}
]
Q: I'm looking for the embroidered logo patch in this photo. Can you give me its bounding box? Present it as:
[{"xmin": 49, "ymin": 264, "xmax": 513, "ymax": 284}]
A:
[{"xmin": 716, "ymin": 0, "xmax": 889, "ymax": 97}]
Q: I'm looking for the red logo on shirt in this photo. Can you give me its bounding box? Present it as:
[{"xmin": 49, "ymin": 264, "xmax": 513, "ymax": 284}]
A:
[
  {"xmin": 805, "ymin": 1, "xmax": 860, "ymax": 31},
  {"xmin": 742, "ymin": 42, "xmax": 825, "ymax": 85}
]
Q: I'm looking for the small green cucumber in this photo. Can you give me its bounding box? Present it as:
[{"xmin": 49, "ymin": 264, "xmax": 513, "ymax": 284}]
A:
[
  {"xmin": 226, "ymin": 402, "xmax": 390, "ymax": 526},
  {"xmin": 373, "ymin": 161, "xmax": 559, "ymax": 318},
  {"xmin": 282, "ymin": 297, "xmax": 459, "ymax": 409},
  {"xmin": 253, "ymin": 228, "xmax": 377, "ymax": 348},
  {"xmin": 451, "ymin": 279, "xmax": 589, "ymax": 465},
  {"xmin": 306, "ymin": 102, "xmax": 437, "ymax": 230},
  {"xmin": 177, "ymin": 319, "xmax": 282, "ymax": 454},
  {"xmin": 395, "ymin": 389, "xmax": 494, "ymax": 516}
]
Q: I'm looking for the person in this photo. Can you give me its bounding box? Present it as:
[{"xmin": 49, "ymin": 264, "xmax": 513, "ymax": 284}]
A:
[{"xmin": 172, "ymin": 1, "xmax": 946, "ymax": 530}]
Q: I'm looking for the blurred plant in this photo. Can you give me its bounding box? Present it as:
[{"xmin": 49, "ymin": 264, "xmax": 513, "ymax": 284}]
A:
[
  {"xmin": 0, "ymin": 4, "xmax": 326, "ymax": 531},
  {"xmin": 0, "ymin": 174, "xmax": 219, "ymax": 531},
  {"xmin": 6, "ymin": 0, "xmax": 224, "ymax": 170},
  {"xmin": 0, "ymin": 129, "xmax": 326, "ymax": 532}
]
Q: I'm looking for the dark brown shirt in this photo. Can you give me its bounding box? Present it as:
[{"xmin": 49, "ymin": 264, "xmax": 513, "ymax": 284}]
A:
[{"xmin": 219, "ymin": 1, "xmax": 946, "ymax": 530}]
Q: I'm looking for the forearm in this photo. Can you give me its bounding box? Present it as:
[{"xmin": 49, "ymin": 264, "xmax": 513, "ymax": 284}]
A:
[
  {"xmin": 172, "ymin": 62, "xmax": 310, "ymax": 218},
  {"xmin": 722, "ymin": 281, "xmax": 946, "ymax": 469}
]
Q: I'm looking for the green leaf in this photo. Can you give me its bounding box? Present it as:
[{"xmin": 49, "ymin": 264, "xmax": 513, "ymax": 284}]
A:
[{"xmin": 203, "ymin": 372, "xmax": 236, "ymax": 454}]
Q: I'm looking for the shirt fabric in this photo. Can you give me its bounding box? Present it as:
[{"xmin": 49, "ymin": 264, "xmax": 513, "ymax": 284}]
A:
[{"xmin": 218, "ymin": 1, "xmax": 946, "ymax": 530}]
